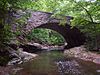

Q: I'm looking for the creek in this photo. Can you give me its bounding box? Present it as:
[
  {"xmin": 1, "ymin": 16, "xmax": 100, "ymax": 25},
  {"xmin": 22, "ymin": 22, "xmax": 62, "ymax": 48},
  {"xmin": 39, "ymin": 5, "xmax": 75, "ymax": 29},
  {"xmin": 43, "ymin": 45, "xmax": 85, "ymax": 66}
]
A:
[{"xmin": 1, "ymin": 50, "xmax": 100, "ymax": 75}]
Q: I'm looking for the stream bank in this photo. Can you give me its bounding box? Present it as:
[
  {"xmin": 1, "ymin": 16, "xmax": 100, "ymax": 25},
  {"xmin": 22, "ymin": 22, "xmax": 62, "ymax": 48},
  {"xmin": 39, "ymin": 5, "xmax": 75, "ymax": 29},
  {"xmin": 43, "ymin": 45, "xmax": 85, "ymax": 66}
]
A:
[{"xmin": 64, "ymin": 45, "xmax": 100, "ymax": 64}]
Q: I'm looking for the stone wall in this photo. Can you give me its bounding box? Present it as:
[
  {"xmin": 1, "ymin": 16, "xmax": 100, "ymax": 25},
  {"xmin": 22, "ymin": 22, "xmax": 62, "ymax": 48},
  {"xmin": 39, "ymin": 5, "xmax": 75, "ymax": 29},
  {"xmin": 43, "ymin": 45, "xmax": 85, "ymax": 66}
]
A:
[{"xmin": 26, "ymin": 11, "xmax": 85, "ymax": 49}]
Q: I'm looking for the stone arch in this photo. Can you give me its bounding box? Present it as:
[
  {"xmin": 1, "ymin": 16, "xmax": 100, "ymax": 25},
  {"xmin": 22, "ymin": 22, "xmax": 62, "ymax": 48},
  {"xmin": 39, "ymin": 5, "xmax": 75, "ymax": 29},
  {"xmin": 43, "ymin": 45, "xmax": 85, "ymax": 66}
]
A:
[
  {"xmin": 36, "ymin": 23, "xmax": 85, "ymax": 49},
  {"xmin": 25, "ymin": 11, "xmax": 85, "ymax": 49}
]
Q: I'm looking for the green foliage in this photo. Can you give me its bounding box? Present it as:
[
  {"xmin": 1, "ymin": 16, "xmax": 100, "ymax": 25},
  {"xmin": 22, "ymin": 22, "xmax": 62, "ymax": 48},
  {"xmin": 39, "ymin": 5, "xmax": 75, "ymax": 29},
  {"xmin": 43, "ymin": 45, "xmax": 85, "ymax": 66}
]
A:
[
  {"xmin": 32, "ymin": 0, "xmax": 100, "ymax": 50},
  {"xmin": 70, "ymin": 0, "xmax": 100, "ymax": 50},
  {"xmin": 0, "ymin": 0, "xmax": 100, "ymax": 50},
  {"xmin": 0, "ymin": 0, "xmax": 34, "ymax": 65},
  {"xmin": 27, "ymin": 28, "xmax": 65, "ymax": 45},
  {"xmin": 0, "ymin": 0, "xmax": 33, "ymax": 44}
]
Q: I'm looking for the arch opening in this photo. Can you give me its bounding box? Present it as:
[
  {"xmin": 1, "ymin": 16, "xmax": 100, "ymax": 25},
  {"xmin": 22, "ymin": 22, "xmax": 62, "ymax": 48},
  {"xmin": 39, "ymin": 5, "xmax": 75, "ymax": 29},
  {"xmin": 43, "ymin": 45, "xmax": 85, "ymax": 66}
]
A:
[
  {"xmin": 27, "ymin": 28, "xmax": 66, "ymax": 46},
  {"xmin": 36, "ymin": 23, "xmax": 86, "ymax": 49}
]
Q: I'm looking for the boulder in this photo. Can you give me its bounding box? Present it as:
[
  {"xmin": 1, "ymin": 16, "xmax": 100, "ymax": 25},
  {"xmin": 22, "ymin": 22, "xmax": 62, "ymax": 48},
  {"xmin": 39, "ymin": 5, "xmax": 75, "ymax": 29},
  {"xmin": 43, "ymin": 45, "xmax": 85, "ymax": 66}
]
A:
[{"xmin": 8, "ymin": 48, "xmax": 38, "ymax": 65}]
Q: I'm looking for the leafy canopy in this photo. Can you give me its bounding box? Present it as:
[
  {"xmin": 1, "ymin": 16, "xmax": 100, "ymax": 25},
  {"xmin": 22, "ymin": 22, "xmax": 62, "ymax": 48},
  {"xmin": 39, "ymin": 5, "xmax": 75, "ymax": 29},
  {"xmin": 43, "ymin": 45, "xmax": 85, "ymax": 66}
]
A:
[{"xmin": 0, "ymin": 0, "xmax": 100, "ymax": 50}]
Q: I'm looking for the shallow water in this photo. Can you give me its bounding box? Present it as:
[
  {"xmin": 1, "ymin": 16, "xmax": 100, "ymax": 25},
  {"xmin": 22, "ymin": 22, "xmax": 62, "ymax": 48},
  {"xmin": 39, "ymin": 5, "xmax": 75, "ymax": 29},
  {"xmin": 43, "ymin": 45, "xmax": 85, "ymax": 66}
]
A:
[{"xmin": 4, "ymin": 51, "xmax": 100, "ymax": 75}]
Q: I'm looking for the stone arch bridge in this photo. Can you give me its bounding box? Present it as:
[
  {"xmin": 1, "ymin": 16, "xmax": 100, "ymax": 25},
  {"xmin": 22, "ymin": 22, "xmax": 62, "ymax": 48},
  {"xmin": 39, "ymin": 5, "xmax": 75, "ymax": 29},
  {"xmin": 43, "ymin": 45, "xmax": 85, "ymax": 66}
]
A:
[{"xmin": 25, "ymin": 11, "xmax": 85, "ymax": 49}]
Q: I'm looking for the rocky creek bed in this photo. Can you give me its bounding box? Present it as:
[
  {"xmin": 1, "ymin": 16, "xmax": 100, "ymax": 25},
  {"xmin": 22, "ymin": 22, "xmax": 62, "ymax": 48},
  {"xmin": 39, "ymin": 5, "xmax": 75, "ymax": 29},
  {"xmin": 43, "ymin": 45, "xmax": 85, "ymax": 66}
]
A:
[
  {"xmin": 0, "ymin": 48, "xmax": 100, "ymax": 75},
  {"xmin": 0, "ymin": 45, "xmax": 100, "ymax": 75},
  {"xmin": 64, "ymin": 45, "xmax": 100, "ymax": 64}
]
